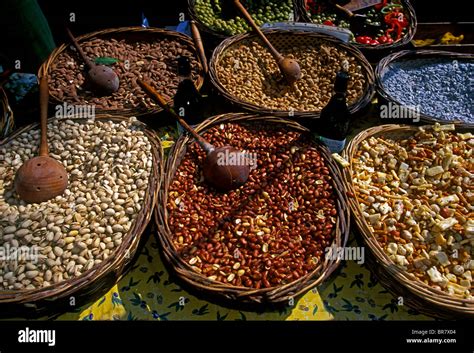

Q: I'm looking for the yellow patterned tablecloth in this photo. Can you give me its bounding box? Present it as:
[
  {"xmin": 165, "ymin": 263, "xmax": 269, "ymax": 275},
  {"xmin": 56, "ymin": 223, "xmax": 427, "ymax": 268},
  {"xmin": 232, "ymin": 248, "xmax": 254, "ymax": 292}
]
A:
[
  {"xmin": 55, "ymin": 231, "xmax": 430, "ymax": 321},
  {"xmin": 55, "ymin": 109, "xmax": 433, "ymax": 321}
]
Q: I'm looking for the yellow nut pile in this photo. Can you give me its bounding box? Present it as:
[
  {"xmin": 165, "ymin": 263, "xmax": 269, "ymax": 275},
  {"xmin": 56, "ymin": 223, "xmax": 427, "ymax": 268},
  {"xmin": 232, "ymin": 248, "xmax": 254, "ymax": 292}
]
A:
[
  {"xmin": 353, "ymin": 124, "xmax": 473, "ymax": 299},
  {"xmin": 216, "ymin": 37, "xmax": 366, "ymax": 112}
]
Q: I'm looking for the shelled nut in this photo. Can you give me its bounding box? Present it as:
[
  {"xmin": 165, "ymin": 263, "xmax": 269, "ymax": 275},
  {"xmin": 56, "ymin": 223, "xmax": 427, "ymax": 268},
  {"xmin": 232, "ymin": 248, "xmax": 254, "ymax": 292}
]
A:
[
  {"xmin": 0, "ymin": 119, "xmax": 152, "ymax": 290},
  {"xmin": 353, "ymin": 126, "xmax": 473, "ymax": 299},
  {"xmin": 168, "ymin": 122, "xmax": 338, "ymax": 289}
]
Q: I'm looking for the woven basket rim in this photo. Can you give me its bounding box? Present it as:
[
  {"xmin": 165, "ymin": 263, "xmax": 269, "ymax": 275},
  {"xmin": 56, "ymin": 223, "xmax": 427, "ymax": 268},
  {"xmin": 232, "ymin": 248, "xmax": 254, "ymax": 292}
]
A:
[
  {"xmin": 209, "ymin": 29, "xmax": 375, "ymax": 118},
  {"xmin": 343, "ymin": 123, "xmax": 474, "ymax": 318},
  {"xmin": 0, "ymin": 114, "xmax": 163, "ymax": 306},
  {"xmin": 0, "ymin": 88, "xmax": 14, "ymax": 139},
  {"xmin": 154, "ymin": 112, "xmax": 350, "ymax": 304},
  {"xmin": 37, "ymin": 26, "xmax": 205, "ymax": 117},
  {"xmin": 187, "ymin": 0, "xmax": 301, "ymax": 39},
  {"xmin": 375, "ymin": 49, "xmax": 474, "ymax": 124},
  {"xmin": 296, "ymin": 0, "xmax": 417, "ymax": 51}
]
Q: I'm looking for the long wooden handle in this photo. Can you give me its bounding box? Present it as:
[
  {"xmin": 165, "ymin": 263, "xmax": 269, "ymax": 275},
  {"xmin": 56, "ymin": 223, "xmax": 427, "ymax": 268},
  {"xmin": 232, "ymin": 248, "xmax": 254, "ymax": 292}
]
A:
[
  {"xmin": 0, "ymin": 69, "xmax": 14, "ymax": 88},
  {"xmin": 190, "ymin": 21, "xmax": 208, "ymax": 75},
  {"xmin": 66, "ymin": 27, "xmax": 93, "ymax": 68},
  {"xmin": 39, "ymin": 76, "xmax": 49, "ymax": 157},
  {"xmin": 233, "ymin": 0, "xmax": 284, "ymax": 62},
  {"xmin": 335, "ymin": 4, "xmax": 354, "ymax": 18},
  {"xmin": 137, "ymin": 79, "xmax": 214, "ymax": 153}
]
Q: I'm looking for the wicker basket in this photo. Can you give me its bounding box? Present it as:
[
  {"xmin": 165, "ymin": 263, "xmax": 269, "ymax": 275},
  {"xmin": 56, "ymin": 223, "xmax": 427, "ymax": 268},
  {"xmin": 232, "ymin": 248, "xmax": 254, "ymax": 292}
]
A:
[
  {"xmin": 0, "ymin": 87, "xmax": 14, "ymax": 139},
  {"xmin": 0, "ymin": 115, "xmax": 162, "ymax": 318},
  {"xmin": 38, "ymin": 27, "xmax": 205, "ymax": 117},
  {"xmin": 376, "ymin": 49, "xmax": 474, "ymax": 124},
  {"xmin": 209, "ymin": 30, "xmax": 375, "ymax": 118},
  {"xmin": 343, "ymin": 124, "xmax": 474, "ymax": 319},
  {"xmin": 154, "ymin": 113, "xmax": 350, "ymax": 305},
  {"xmin": 297, "ymin": 0, "xmax": 417, "ymax": 53},
  {"xmin": 188, "ymin": 0, "xmax": 301, "ymax": 40}
]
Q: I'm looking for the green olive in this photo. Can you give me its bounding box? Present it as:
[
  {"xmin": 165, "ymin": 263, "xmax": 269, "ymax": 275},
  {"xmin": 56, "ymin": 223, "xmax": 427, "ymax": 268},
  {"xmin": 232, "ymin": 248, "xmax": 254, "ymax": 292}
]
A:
[{"xmin": 195, "ymin": 0, "xmax": 293, "ymax": 35}]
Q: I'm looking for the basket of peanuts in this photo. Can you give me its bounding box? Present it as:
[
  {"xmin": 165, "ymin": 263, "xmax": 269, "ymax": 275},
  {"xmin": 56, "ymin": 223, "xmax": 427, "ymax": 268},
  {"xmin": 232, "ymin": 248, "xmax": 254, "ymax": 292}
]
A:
[
  {"xmin": 0, "ymin": 115, "xmax": 162, "ymax": 317},
  {"xmin": 209, "ymin": 29, "xmax": 375, "ymax": 118},
  {"xmin": 343, "ymin": 123, "xmax": 474, "ymax": 319},
  {"xmin": 155, "ymin": 113, "xmax": 350, "ymax": 305}
]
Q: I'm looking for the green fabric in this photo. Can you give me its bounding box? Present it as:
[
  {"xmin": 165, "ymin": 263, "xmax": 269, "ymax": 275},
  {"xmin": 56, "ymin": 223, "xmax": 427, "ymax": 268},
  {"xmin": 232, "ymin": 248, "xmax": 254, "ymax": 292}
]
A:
[{"xmin": 0, "ymin": 0, "xmax": 55, "ymax": 72}]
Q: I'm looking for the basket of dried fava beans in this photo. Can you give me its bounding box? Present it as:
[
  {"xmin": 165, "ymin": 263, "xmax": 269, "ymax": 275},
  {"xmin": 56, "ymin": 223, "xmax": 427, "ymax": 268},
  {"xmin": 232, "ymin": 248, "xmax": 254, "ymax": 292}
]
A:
[
  {"xmin": 210, "ymin": 30, "xmax": 374, "ymax": 118},
  {"xmin": 298, "ymin": 0, "xmax": 417, "ymax": 52},
  {"xmin": 155, "ymin": 113, "xmax": 350, "ymax": 305},
  {"xmin": 39, "ymin": 27, "xmax": 205, "ymax": 117},
  {"xmin": 343, "ymin": 123, "xmax": 474, "ymax": 319},
  {"xmin": 189, "ymin": 0, "xmax": 299, "ymax": 39},
  {"xmin": 0, "ymin": 115, "xmax": 162, "ymax": 318}
]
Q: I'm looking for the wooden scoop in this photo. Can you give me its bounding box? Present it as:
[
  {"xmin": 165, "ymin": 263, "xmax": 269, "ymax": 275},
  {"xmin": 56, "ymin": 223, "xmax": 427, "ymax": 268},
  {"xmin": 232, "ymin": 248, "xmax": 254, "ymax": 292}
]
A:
[
  {"xmin": 14, "ymin": 76, "xmax": 68, "ymax": 204},
  {"xmin": 137, "ymin": 79, "xmax": 250, "ymax": 192},
  {"xmin": 232, "ymin": 0, "xmax": 301, "ymax": 85},
  {"xmin": 66, "ymin": 28, "xmax": 119, "ymax": 96},
  {"xmin": 334, "ymin": 3, "xmax": 381, "ymax": 35},
  {"xmin": 342, "ymin": 0, "xmax": 382, "ymax": 12}
]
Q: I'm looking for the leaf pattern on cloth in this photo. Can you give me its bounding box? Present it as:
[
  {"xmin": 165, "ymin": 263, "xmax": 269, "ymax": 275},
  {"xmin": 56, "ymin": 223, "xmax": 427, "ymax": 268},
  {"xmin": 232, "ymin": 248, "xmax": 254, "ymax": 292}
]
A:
[{"xmin": 66, "ymin": 234, "xmax": 430, "ymax": 321}]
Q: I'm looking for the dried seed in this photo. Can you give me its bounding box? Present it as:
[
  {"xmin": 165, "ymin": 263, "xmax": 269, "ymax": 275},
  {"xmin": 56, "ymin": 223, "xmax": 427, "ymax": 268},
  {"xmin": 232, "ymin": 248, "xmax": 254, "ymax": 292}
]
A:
[{"xmin": 25, "ymin": 271, "xmax": 39, "ymax": 279}]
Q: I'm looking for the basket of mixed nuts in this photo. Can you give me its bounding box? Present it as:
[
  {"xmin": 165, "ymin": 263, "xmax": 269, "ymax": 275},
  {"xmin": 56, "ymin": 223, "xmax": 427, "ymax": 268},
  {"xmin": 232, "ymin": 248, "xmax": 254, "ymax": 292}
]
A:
[
  {"xmin": 155, "ymin": 113, "xmax": 350, "ymax": 304},
  {"xmin": 343, "ymin": 123, "xmax": 474, "ymax": 319},
  {"xmin": 298, "ymin": 0, "xmax": 416, "ymax": 53},
  {"xmin": 0, "ymin": 115, "xmax": 162, "ymax": 317},
  {"xmin": 209, "ymin": 30, "xmax": 375, "ymax": 118},
  {"xmin": 376, "ymin": 50, "xmax": 474, "ymax": 125},
  {"xmin": 188, "ymin": 0, "xmax": 300, "ymax": 39},
  {"xmin": 38, "ymin": 27, "xmax": 205, "ymax": 117}
]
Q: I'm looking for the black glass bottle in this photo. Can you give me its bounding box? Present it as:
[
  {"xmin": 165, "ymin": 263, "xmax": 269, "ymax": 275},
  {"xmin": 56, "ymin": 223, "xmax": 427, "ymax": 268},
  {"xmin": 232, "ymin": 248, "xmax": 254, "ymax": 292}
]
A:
[
  {"xmin": 173, "ymin": 56, "xmax": 204, "ymax": 126},
  {"xmin": 311, "ymin": 71, "xmax": 351, "ymax": 153}
]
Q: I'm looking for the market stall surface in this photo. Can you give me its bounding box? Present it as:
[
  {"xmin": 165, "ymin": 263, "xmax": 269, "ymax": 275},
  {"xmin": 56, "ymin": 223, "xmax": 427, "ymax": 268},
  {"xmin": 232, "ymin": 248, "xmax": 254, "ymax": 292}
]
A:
[
  {"xmin": 48, "ymin": 110, "xmax": 430, "ymax": 321},
  {"xmin": 54, "ymin": 233, "xmax": 429, "ymax": 321}
]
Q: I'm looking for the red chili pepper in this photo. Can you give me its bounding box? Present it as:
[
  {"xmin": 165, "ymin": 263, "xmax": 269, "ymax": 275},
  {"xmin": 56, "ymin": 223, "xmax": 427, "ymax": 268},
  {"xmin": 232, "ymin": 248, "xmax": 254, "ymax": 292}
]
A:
[
  {"xmin": 384, "ymin": 12, "xmax": 394, "ymax": 24},
  {"xmin": 377, "ymin": 35, "xmax": 388, "ymax": 44},
  {"xmin": 384, "ymin": 27, "xmax": 395, "ymax": 43},
  {"xmin": 375, "ymin": 0, "xmax": 388, "ymax": 11},
  {"xmin": 323, "ymin": 20, "xmax": 334, "ymax": 26},
  {"xmin": 370, "ymin": 39, "xmax": 380, "ymax": 45},
  {"xmin": 385, "ymin": 11, "xmax": 408, "ymax": 28},
  {"xmin": 355, "ymin": 36, "xmax": 373, "ymax": 44},
  {"xmin": 397, "ymin": 14, "xmax": 408, "ymax": 27},
  {"xmin": 385, "ymin": 25, "xmax": 394, "ymax": 37},
  {"xmin": 394, "ymin": 21, "xmax": 403, "ymax": 40},
  {"xmin": 383, "ymin": 10, "xmax": 409, "ymax": 42}
]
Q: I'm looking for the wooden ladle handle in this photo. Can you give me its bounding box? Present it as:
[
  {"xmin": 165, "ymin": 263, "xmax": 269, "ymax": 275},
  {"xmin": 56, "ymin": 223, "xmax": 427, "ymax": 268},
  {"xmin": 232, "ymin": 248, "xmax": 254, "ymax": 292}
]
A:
[
  {"xmin": 334, "ymin": 4, "xmax": 355, "ymax": 18},
  {"xmin": 66, "ymin": 27, "xmax": 93, "ymax": 69},
  {"xmin": 190, "ymin": 20, "xmax": 208, "ymax": 75},
  {"xmin": 0, "ymin": 69, "xmax": 14, "ymax": 88},
  {"xmin": 39, "ymin": 75, "xmax": 49, "ymax": 157},
  {"xmin": 137, "ymin": 79, "xmax": 214, "ymax": 153},
  {"xmin": 233, "ymin": 0, "xmax": 284, "ymax": 62}
]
